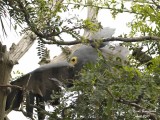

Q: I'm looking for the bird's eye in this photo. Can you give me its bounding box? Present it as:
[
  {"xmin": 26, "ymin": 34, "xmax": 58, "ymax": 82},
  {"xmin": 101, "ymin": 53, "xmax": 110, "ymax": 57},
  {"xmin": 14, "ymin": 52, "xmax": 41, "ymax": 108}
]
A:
[
  {"xmin": 69, "ymin": 56, "xmax": 78, "ymax": 65},
  {"xmin": 72, "ymin": 58, "xmax": 76, "ymax": 62}
]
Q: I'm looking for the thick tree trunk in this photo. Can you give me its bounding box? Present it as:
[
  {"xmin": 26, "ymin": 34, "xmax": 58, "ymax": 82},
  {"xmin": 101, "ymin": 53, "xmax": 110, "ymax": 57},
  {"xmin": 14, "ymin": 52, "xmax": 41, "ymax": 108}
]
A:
[
  {"xmin": 0, "ymin": 31, "xmax": 36, "ymax": 120},
  {"xmin": 0, "ymin": 43, "xmax": 13, "ymax": 120}
]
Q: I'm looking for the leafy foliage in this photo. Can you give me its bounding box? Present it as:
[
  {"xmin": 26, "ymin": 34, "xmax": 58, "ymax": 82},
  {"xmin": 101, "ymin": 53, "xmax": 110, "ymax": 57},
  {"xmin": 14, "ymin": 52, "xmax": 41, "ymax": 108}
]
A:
[
  {"xmin": 2, "ymin": 0, "xmax": 86, "ymax": 43},
  {"xmin": 37, "ymin": 39, "xmax": 46, "ymax": 59},
  {"xmin": 48, "ymin": 54, "xmax": 160, "ymax": 120},
  {"xmin": 42, "ymin": 1, "xmax": 160, "ymax": 120},
  {"xmin": 0, "ymin": 0, "xmax": 9, "ymax": 36},
  {"xmin": 2, "ymin": 0, "xmax": 160, "ymax": 120}
]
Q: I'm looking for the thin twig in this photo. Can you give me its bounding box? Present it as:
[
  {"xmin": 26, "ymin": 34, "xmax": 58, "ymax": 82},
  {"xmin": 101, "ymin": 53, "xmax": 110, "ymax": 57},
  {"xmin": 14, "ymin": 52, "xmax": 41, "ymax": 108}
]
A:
[
  {"xmin": 116, "ymin": 98, "xmax": 157, "ymax": 119},
  {"xmin": 0, "ymin": 84, "xmax": 22, "ymax": 89},
  {"xmin": 105, "ymin": 87, "xmax": 157, "ymax": 120}
]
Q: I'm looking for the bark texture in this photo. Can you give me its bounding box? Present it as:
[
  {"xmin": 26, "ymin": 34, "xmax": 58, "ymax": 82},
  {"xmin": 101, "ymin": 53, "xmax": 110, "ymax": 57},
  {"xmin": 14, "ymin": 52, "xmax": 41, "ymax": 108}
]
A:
[
  {"xmin": 0, "ymin": 31, "xmax": 36, "ymax": 120},
  {"xmin": 0, "ymin": 43, "xmax": 13, "ymax": 120}
]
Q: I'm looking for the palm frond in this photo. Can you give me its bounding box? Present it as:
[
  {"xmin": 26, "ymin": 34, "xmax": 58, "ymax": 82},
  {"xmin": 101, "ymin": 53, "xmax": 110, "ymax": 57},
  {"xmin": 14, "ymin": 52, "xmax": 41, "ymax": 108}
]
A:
[{"xmin": 0, "ymin": 1, "xmax": 7, "ymax": 37}]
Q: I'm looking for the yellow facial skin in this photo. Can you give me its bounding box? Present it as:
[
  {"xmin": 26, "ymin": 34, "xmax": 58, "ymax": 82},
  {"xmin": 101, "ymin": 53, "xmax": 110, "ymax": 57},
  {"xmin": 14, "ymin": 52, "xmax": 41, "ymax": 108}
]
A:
[{"xmin": 69, "ymin": 56, "xmax": 78, "ymax": 66}]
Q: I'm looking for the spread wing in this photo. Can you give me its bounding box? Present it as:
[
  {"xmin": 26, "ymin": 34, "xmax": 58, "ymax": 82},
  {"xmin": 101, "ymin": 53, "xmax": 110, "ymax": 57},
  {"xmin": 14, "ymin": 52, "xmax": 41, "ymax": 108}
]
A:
[{"xmin": 6, "ymin": 61, "xmax": 74, "ymax": 110}]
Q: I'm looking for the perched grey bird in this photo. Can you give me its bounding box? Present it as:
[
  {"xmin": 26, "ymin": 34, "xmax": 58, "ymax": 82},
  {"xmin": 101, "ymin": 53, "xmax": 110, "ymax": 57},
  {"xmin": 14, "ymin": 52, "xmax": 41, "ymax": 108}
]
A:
[
  {"xmin": 6, "ymin": 27, "xmax": 129, "ymax": 120},
  {"xmin": 90, "ymin": 27, "xmax": 115, "ymax": 47},
  {"xmin": 90, "ymin": 27, "xmax": 115, "ymax": 40}
]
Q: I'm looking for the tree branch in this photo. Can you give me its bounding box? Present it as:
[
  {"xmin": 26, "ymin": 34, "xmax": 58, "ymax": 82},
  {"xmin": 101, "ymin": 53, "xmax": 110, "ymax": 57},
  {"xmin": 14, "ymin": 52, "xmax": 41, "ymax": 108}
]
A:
[
  {"xmin": 0, "ymin": 42, "xmax": 13, "ymax": 120},
  {"xmin": 40, "ymin": 36, "xmax": 160, "ymax": 45},
  {"xmin": 151, "ymin": 0, "xmax": 160, "ymax": 9},
  {"xmin": 105, "ymin": 87, "xmax": 157, "ymax": 120},
  {"xmin": 0, "ymin": 84, "xmax": 22, "ymax": 90},
  {"xmin": 63, "ymin": 2, "xmax": 135, "ymax": 14},
  {"xmin": 9, "ymin": 31, "xmax": 36, "ymax": 64},
  {"xmin": 116, "ymin": 97, "xmax": 157, "ymax": 119}
]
